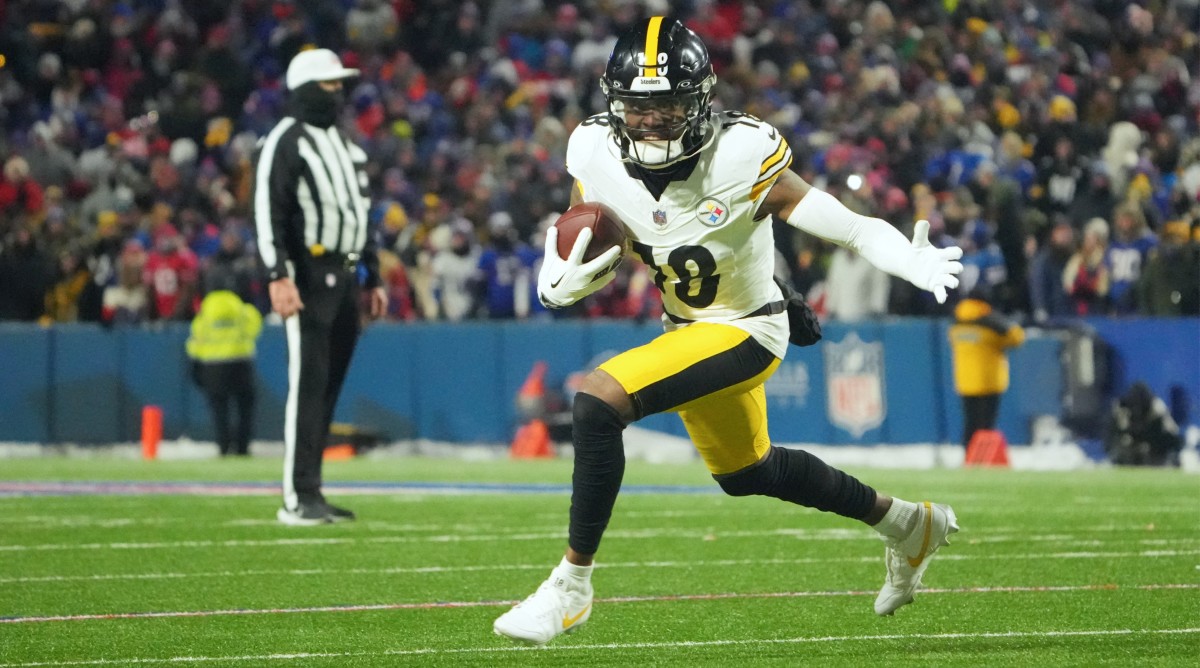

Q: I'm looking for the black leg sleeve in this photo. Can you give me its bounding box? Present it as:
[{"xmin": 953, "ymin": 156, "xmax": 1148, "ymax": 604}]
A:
[
  {"xmin": 568, "ymin": 392, "xmax": 626, "ymax": 556},
  {"xmin": 714, "ymin": 446, "xmax": 877, "ymax": 521}
]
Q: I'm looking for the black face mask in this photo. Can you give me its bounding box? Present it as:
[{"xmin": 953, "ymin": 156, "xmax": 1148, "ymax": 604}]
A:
[{"xmin": 290, "ymin": 82, "xmax": 345, "ymax": 128}]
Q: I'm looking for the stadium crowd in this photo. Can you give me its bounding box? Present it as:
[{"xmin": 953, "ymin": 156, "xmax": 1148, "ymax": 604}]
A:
[{"xmin": 0, "ymin": 0, "xmax": 1197, "ymax": 326}]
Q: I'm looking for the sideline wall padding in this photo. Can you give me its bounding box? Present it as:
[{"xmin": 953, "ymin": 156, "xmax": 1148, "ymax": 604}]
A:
[
  {"xmin": 0, "ymin": 324, "xmax": 51, "ymax": 442},
  {"xmin": 50, "ymin": 325, "xmax": 122, "ymax": 443},
  {"xmin": 1086, "ymin": 318, "xmax": 1200, "ymax": 425},
  {"xmin": 123, "ymin": 326, "xmax": 191, "ymax": 440},
  {"xmin": 1, "ymin": 318, "xmax": 1194, "ymax": 447}
]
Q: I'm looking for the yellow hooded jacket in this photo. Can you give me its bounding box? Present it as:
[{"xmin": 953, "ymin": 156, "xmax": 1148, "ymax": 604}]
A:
[
  {"xmin": 948, "ymin": 298, "xmax": 1025, "ymax": 396},
  {"xmin": 186, "ymin": 291, "xmax": 263, "ymax": 363}
]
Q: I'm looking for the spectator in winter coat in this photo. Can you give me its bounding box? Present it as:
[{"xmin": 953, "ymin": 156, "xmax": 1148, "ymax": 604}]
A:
[
  {"xmin": 0, "ymin": 157, "xmax": 45, "ymax": 219},
  {"xmin": 824, "ymin": 246, "xmax": 890, "ymax": 321},
  {"xmin": 143, "ymin": 224, "xmax": 200, "ymax": 320},
  {"xmin": 1028, "ymin": 219, "xmax": 1077, "ymax": 323},
  {"xmin": 102, "ymin": 240, "xmax": 150, "ymax": 324},
  {"xmin": 1063, "ymin": 218, "xmax": 1111, "ymax": 316},
  {"xmin": 1105, "ymin": 202, "xmax": 1157, "ymax": 315},
  {"xmin": 0, "ymin": 225, "xmax": 53, "ymax": 321},
  {"xmin": 1138, "ymin": 220, "xmax": 1200, "ymax": 316}
]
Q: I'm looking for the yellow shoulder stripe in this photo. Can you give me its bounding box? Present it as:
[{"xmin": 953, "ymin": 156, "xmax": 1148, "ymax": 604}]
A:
[
  {"xmin": 758, "ymin": 137, "xmax": 789, "ymax": 176},
  {"xmin": 749, "ymin": 154, "xmax": 792, "ymax": 201}
]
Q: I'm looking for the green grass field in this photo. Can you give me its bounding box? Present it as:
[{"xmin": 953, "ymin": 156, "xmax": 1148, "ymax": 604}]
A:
[{"xmin": 1, "ymin": 455, "xmax": 1197, "ymax": 667}]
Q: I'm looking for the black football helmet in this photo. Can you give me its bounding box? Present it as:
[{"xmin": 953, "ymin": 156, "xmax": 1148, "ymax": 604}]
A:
[{"xmin": 600, "ymin": 17, "xmax": 716, "ymax": 168}]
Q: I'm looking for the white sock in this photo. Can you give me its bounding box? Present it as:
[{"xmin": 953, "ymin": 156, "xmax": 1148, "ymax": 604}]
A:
[
  {"xmin": 873, "ymin": 498, "xmax": 921, "ymax": 540},
  {"xmin": 558, "ymin": 556, "xmax": 593, "ymax": 581}
]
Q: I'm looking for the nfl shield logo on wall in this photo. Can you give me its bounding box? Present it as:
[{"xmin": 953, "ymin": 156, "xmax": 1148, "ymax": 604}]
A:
[{"xmin": 823, "ymin": 333, "xmax": 886, "ymax": 438}]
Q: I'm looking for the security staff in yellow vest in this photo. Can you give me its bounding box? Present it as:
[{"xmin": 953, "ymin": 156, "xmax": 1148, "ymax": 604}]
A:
[
  {"xmin": 187, "ymin": 290, "xmax": 263, "ymax": 456},
  {"xmin": 948, "ymin": 290, "xmax": 1025, "ymax": 449}
]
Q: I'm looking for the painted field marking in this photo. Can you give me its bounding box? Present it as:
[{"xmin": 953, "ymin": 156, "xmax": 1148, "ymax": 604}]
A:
[
  {"xmin": 0, "ymin": 480, "xmax": 712, "ymax": 498},
  {"xmin": 2, "ymin": 583, "xmax": 1197, "ymax": 625},
  {"xmin": 2, "ymin": 527, "xmax": 1197, "ymax": 553},
  {"xmin": 0, "ymin": 626, "xmax": 1198, "ymax": 666},
  {"xmin": 4, "ymin": 549, "xmax": 1200, "ymax": 585}
]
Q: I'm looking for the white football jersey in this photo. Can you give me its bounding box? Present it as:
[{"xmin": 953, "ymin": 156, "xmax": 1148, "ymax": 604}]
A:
[{"xmin": 566, "ymin": 110, "xmax": 793, "ymax": 357}]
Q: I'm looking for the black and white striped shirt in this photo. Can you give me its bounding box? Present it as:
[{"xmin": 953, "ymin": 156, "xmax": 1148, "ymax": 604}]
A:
[{"xmin": 254, "ymin": 117, "xmax": 379, "ymax": 286}]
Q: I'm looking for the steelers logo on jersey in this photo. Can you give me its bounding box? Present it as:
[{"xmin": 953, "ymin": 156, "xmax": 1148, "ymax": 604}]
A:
[{"xmin": 696, "ymin": 198, "xmax": 730, "ymax": 227}]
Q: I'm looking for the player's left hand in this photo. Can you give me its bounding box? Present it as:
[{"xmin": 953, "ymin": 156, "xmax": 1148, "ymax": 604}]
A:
[
  {"xmin": 367, "ymin": 286, "xmax": 389, "ymax": 320},
  {"xmin": 907, "ymin": 220, "xmax": 963, "ymax": 304}
]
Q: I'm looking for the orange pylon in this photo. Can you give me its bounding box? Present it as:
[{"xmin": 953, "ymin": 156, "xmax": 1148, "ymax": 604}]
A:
[
  {"xmin": 510, "ymin": 419, "xmax": 553, "ymax": 458},
  {"xmin": 511, "ymin": 361, "xmax": 553, "ymax": 458},
  {"xmin": 516, "ymin": 361, "xmax": 547, "ymax": 418},
  {"xmin": 141, "ymin": 405, "xmax": 162, "ymax": 460},
  {"xmin": 965, "ymin": 429, "xmax": 1010, "ymax": 467}
]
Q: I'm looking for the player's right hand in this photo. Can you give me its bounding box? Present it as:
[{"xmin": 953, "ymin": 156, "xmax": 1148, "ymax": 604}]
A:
[
  {"xmin": 269, "ymin": 277, "xmax": 305, "ymax": 318},
  {"xmin": 537, "ymin": 226, "xmax": 622, "ymax": 308}
]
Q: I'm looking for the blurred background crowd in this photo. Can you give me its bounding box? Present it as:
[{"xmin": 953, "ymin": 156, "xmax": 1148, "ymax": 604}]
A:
[{"xmin": 0, "ymin": 0, "xmax": 1197, "ymax": 327}]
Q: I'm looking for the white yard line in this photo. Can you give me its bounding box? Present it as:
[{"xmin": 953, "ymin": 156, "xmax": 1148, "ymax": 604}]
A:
[{"xmin": 0, "ymin": 626, "xmax": 1197, "ymax": 665}]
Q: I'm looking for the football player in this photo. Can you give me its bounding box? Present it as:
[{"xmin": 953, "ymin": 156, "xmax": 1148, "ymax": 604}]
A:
[{"xmin": 494, "ymin": 16, "xmax": 963, "ymax": 645}]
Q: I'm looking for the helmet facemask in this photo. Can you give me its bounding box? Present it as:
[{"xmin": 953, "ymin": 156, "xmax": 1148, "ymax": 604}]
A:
[{"xmin": 602, "ymin": 74, "xmax": 715, "ymax": 168}]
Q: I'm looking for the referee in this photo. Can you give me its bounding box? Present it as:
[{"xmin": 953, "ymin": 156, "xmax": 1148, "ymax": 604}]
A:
[{"xmin": 255, "ymin": 48, "xmax": 388, "ymax": 526}]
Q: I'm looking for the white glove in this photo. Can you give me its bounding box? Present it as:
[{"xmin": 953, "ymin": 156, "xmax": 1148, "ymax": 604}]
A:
[
  {"xmin": 905, "ymin": 220, "xmax": 964, "ymax": 304},
  {"xmin": 537, "ymin": 226, "xmax": 623, "ymax": 308}
]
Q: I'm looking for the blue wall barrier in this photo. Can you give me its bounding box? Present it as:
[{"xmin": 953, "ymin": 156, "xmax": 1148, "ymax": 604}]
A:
[{"xmin": 0, "ymin": 318, "xmax": 1195, "ymax": 447}]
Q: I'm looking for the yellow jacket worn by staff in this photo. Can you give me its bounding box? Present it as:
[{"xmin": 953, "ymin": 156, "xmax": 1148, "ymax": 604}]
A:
[
  {"xmin": 187, "ymin": 291, "xmax": 263, "ymax": 362},
  {"xmin": 949, "ymin": 298, "xmax": 1025, "ymax": 397}
]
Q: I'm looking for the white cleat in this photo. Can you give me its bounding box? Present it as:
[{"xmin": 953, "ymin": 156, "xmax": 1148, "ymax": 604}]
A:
[
  {"xmin": 275, "ymin": 503, "xmax": 332, "ymax": 526},
  {"xmin": 494, "ymin": 566, "xmax": 593, "ymax": 645},
  {"xmin": 875, "ymin": 501, "xmax": 959, "ymax": 615}
]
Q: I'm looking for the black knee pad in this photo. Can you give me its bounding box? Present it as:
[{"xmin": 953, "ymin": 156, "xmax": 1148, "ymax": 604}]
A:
[
  {"xmin": 573, "ymin": 392, "xmax": 625, "ymax": 441},
  {"xmin": 715, "ymin": 454, "xmax": 775, "ymax": 497},
  {"xmin": 714, "ymin": 446, "xmax": 876, "ymax": 520}
]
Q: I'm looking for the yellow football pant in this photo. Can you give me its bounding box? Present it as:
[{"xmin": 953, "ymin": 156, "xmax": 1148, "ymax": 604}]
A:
[{"xmin": 598, "ymin": 322, "xmax": 780, "ymax": 475}]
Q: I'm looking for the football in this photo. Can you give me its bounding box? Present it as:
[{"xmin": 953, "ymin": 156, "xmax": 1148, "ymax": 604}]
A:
[{"xmin": 553, "ymin": 202, "xmax": 627, "ymax": 262}]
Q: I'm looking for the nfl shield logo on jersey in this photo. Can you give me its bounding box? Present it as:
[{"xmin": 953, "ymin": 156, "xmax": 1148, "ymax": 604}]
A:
[
  {"xmin": 652, "ymin": 209, "xmax": 668, "ymax": 226},
  {"xmin": 823, "ymin": 333, "xmax": 886, "ymax": 437}
]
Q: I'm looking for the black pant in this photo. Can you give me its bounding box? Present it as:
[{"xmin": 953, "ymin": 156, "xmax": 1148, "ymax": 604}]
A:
[
  {"xmin": 962, "ymin": 394, "xmax": 1001, "ymax": 449},
  {"xmin": 198, "ymin": 361, "xmax": 256, "ymax": 456},
  {"xmin": 284, "ymin": 261, "xmax": 361, "ymax": 508}
]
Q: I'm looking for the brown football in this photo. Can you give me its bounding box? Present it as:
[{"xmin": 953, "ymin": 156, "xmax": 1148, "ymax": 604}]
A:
[{"xmin": 553, "ymin": 202, "xmax": 627, "ymax": 262}]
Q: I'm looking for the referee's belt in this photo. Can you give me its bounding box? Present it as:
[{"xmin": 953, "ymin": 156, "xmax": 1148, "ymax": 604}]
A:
[
  {"xmin": 663, "ymin": 299, "xmax": 786, "ymax": 325},
  {"xmin": 309, "ymin": 244, "xmax": 360, "ymax": 270}
]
